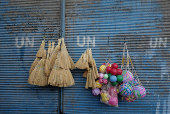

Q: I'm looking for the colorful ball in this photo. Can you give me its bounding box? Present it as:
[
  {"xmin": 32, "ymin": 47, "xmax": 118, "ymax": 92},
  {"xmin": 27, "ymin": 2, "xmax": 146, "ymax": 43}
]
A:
[
  {"xmin": 122, "ymin": 70, "xmax": 134, "ymax": 83},
  {"xmin": 124, "ymin": 94, "xmax": 136, "ymax": 102},
  {"xmin": 106, "ymin": 66, "xmax": 112, "ymax": 73},
  {"xmin": 110, "ymin": 68, "xmax": 117, "ymax": 75},
  {"xmin": 108, "ymin": 73, "xmax": 112, "ymax": 78},
  {"xmin": 108, "ymin": 87, "xmax": 117, "ymax": 97},
  {"xmin": 119, "ymin": 83, "xmax": 133, "ymax": 96},
  {"xmin": 110, "ymin": 75, "xmax": 117, "ymax": 82},
  {"xmin": 112, "ymin": 63, "xmax": 118, "ymax": 69},
  {"xmin": 107, "ymin": 64, "xmax": 112, "ymax": 67},
  {"xmin": 117, "ymin": 69, "xmax": 122, "ymax": 75},
  {"xmin": 99, "ymin": 79, "xmax": 103, "ymax": 83},
  {"xmin": 99, "ymin": 65, "xmax": 106, "ymax": 73},
  {"xmin": 133, "ymin": 79, "xmax": 139, "ymax": 86},
  {"xmin": 103, "ymin": 79, "xmax": 108, "ymax": 84},
  {"xmin": 108, "ymin": 97, "xmax": 118, "ymax": 106},
  {"xmin": 99, "ymin": 73, "xmax": 104, "ymax": 79},
  {"xmin": 117, "ymin": 75, "xmax": 123, "ymax": 82},
  {"xmin": 92, "ymin": 88, "xmax": 100, "ymax": 96},
  {"xmin": 96, "ymin": 80, "xmax": 102, "ymax": 88},
  {"xmin": 111, "ymin": 82, "xmax": 118, "ymax": 86},
  {"xmin": 104, "ymin": 74, "xmax": 108, "ymax": 79},
  {"xmin": 133, "ymin": 85, "xmax": 146, "ymax": 98}
]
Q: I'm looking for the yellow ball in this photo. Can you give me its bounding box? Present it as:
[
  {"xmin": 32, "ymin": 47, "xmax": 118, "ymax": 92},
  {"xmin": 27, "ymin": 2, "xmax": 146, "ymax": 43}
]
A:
[
  {"xmin": 108, "ymin": 64, "xmax": 112, "ymax": 67},
  {"xmin": 99, "ymin": 65, "xmax": 106, "ymax": 73},
  {"xmin": 96, "ymin": 80, "xmax": 102, "ymax": 88}
]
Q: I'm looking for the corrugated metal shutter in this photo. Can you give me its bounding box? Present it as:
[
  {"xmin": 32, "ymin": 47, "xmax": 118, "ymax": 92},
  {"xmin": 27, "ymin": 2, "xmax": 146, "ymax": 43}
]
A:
[
  {"xmin": 64, "ymin": 0, "xmax": 170, "ymax": 114},
  {"xmin": 0, "ymin": 0, "xmax": 60, "ymax": 113}
]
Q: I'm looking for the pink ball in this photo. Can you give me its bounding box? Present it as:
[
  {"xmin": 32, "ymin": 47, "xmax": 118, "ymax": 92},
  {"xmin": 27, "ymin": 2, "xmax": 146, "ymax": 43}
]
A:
[
  {"xmin": 99, "ymin": 79, "xmax": 103, "ymax": 83},
  {"xmin": 103, "ymin": 79, "xmax": 108, "ymax": 84},
  {"xmin": 108, "ymin": 87, "xmax": 117, "ymax": 97},
  {"xmin": 99, "ymin": 73, "xmax": 104, "ymax": 79},
  {"xmin": 108, "ymin": 97, "xmax": 118, "ymax": 106}
]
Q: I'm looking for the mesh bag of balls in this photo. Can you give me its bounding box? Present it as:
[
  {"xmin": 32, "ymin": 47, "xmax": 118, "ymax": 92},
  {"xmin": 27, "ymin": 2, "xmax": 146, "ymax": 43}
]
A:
[{"xmin": 92, "ymin": 63, "xmax": 123, "ymax": 107}]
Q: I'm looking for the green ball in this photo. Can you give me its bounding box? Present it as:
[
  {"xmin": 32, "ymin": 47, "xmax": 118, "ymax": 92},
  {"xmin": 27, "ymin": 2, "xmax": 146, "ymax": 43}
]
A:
[
  {"xmin": 117, "ymin": 75, "xmax": 123, "ymax": 82},
  {"xmin": 108, "ymin": 73, "xmax": 112, "ymax": 78},
  {"xmin": 111, "ymin": 82, "xmax": 118, "ymax": 86},
  {"xmin": 104, "ymin": 74, "xmax": 108, "ymax": 79}
]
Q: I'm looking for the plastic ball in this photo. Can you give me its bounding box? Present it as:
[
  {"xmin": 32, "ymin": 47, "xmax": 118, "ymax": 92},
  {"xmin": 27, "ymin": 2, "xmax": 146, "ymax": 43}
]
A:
[
  {"xmin": 99, "ymin": 73, "xmax": 104, "ymax": 79},
  {"xmin": 117, "ymin": 75, "xmax": 123, "ymax": 82},
  {"xmin": 133, "ymin": 79, "xmax": 139, "ymax": 86},
  {"xmin": 112, "ymin": 63, "xmax": 118, "ymax": 69},
  {"xmin": 99, "ymin": 65, "xmax": 106, "ymax": 73},
  {"xmin": 108, "ymin": 73, "xmax": 112, "ymax": 78},
  {"xmin": 107, "ymin": 64, "xmax": 112, "ymax": 67},
  {"xmin": 117, "ymin": 69, "xmax": 122, "ymax": 75},
  {"xmin": 96, "ymin": 80, "xmax": 102, "ymax": 88},
  {"xmin": 99, "ymin": 79, "xmax": 103, "ymax": 83},
  {"xmin": 119, "ymin": 83, "xmax": 133, "ymax": 96},
  {"xmin": 106, "ymin": 66, "xmax": 112, "ymax": 73},
  {"xmin": 111, "ymin": 82, "xmax": 118, "ymax": 86},
  {"xmin": 122, "ymin": 70, "xmax": 134, "ymax": 83},
  {"xmin": 101, "ymin": 93, "xmax": 109, "ymax": 102},
  {"xmin": 103, "ymin": 79, "xmax": 108, "ymax": 84},
  {"xmin": 110, "ymin": 68, "xmax": 117, "ymax": 75},
  {"xmin": 104, "ymin": 74, "xmax": 108, "ymax": 79},
  {"xmin": 108, "ymin": 97, "xmax": 118, "ymax": 106},
  {"xmin": 108, "ymin": 87, "xmax": 117, "ymax": 97},
  {"xmin": 92, "ymin": 88, "xmax": 100, "ymax": 96},
  {"xmin": 133, "ymin": 85, "xmax": 146, "ymax": 98},
  {"xmin": 124, "ymin": 94, "xmax": 136, "ymax": 102},
  {"xmin": 110, "ymin": 75, "xmax": 117, "ymax": 82}
]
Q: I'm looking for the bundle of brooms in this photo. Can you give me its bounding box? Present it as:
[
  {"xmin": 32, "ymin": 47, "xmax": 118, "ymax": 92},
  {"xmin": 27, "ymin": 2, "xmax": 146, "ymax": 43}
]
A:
[
  {"xmin": 75, "ymin": 49, "xmax": 99, "ymax": 89},
  {"xmin": 28, "ymin": 38, "xmax": 75, "ymax": 87}
]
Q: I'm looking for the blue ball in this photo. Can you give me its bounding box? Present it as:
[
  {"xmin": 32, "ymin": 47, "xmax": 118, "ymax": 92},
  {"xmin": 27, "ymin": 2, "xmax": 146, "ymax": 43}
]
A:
[{"xmin": 110, "ymin": 75, "xmax": 117, "ymax": 82}]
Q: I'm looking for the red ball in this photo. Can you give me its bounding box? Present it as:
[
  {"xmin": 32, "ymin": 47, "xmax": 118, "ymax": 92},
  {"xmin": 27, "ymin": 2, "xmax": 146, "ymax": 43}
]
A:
[
  {"xmin": 102, "ymin": 63, "xmax": 106, "ymax": 65},
  {"xmin": 117, "ymin": 69, "xmax": 122, "ymax": 75},
  {"xmin": 112, "ymin": 63, "xmax": 118, "ymax": 69},
  {"xmin": 106, "ymin": 66, "xmax": 112, "ymax": 73},
  {"xmin": 110, "ymin": 68, "xmax": 117, "ymax": 75}
]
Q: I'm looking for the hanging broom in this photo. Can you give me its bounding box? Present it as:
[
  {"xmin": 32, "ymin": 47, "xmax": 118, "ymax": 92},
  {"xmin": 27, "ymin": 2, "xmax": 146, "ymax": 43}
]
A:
[
  {"xmin": 29, "ymin": 40, "xmax": 46, "ymax": 75},
  {"xmin": 29, "ymin": 57, "xmax": 41, "ymax": 75},
  {"xmin": 50, "ymin": 41, "xmax": 55, "ymax": 56},
  {"xmin": 85, "ymin": 48, "xmax": 93, "ymax": 66},
  {"xmin": 45, "ymin": 41, "xmax": 51, "ymax": 76},
  {"xmin": 28, "ymin": 49, "xmax": 48, "ymax": 86},
  {"xmin": 58, "ymin": 38, "xmax": 73, "ymax": 70},
  {"xmin": 36, "ymin": 40, "xmax": 45, "ymax": 57},
  {"xmin": 75, "ymin": 53, "xmax": 89, "ymax": 70},
  {"xmin": 49, "ymin": 39, "xmax": 61, "ymax": 70}
]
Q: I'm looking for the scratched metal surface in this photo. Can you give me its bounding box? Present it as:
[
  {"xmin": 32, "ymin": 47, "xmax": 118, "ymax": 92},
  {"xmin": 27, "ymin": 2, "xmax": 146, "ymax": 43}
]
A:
[
  {"xmin": 64, "ymin": 0, "xmax": 170, "ymax": 114},
  {"xmin": 0, "ymin": 0, "xmax": 60, "ymax": 113}
]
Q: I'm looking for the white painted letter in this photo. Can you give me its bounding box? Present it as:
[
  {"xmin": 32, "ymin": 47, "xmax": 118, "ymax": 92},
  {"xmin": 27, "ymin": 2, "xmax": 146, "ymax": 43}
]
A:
[
  {"xmin": 77, "ymin": 36, "xmax": 85, "ymax": 47},
  {"xmin": 87, "ymin": 36, "xmax": 95, "ymax": 47},
  {"xmin": 15, "ymin": 37, "xmax": 24, "ymax": 48},
  {"xmin": 150, "ymin": 38, "xmax": 157, "ymax": 48},
  {"xmin": 25, "ymin": 37, "xmax": 34, "ymax": 47},
  {"xmin": 159, "ymin": 38, "xmax": 167, "ymax": 48}
]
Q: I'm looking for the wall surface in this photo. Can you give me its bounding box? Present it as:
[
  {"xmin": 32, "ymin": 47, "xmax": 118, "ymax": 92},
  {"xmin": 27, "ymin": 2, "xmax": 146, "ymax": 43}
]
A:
[{"xmin": 0, "ymin": 0, "xmax": 170, "ymax": 114}]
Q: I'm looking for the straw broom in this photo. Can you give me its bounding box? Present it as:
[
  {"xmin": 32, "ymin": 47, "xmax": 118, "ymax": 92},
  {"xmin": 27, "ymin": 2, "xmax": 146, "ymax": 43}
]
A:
[
  {"xmin": 29, "ymin": 57, "xmax": 41, "ymax": 75},
  {"xmin": 45, "ymin": 41, "xmax": 51, "ymax": 76},
  {"xmin": 49, "ymin": 39, "xmax": 61, "ymax": 70},
  {"xmin": 58, "ymin": 38, "xmax": 72, "ymax": 70},
  {"xmin": 50, "ymin": 42, "xmax": 55, "ymax": 56},
  {"xmin": 75, "ymin": 53, "xmax": 89, "ymax": 70},
  {"xmin": 36, "ymin": 40, "xmax": 45, "ymax": 57},
  {"xmin": 28, "ymin": 50, "xmax": 48, "ymax": 86},
  {"xmin": 85, "ymin": 49, "xmax": 93, "ymax": 65}
]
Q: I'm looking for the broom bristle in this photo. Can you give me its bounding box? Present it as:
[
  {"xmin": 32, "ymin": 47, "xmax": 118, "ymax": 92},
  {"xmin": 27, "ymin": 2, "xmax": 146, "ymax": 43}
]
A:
[
  {"xmin": 69, "ymin": 55, "xmax": 75, "ymax": 70},
  {"xmin": 45, "ymin": 41, "xmax": 51, "ymax": 76},
  {"xmin": 36, "ymin": 40, "xmax": 45, "ymax": 58},
  {"xmin": 49, "ymin": 39, "xmax": 61, "ymax": 70},
  {"xmin": 50, "ymin": 42, "xmax": 55, "ymax": 56},
  {"xmin": 83, "ymin": 70, "xmax": 88, "ymax": 78},
  {"xmin": 92, "ymin": 59, "xmax": 99, "ymax": 79},
  {"xmin": 28, "ymin": 58, "xmax": 48, "ymax": 86},
  {"xmin": 29, "ymin": 57, "xmax": 41, "ymax": 75},
  {"xmin": 58, "ymin": 38, "xmax": 72, "ymax": 69},
  {"xmin": 86, "ymin": 48, "xmax": 93, "ymax": 66},
  {"xmin": 75, "ymin": 53, "xmax": 89, "ymax": 70}
]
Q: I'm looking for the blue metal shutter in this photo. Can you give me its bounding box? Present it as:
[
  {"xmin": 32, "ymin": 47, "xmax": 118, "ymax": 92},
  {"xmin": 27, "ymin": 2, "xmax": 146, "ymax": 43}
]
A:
[
  {"xmin": 64, "ymin": 0, "xmax": 170, "ymax": 114},
  {"xmin": 0, "ymin": 0, "xmax": 60, "ymax": 113}
]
